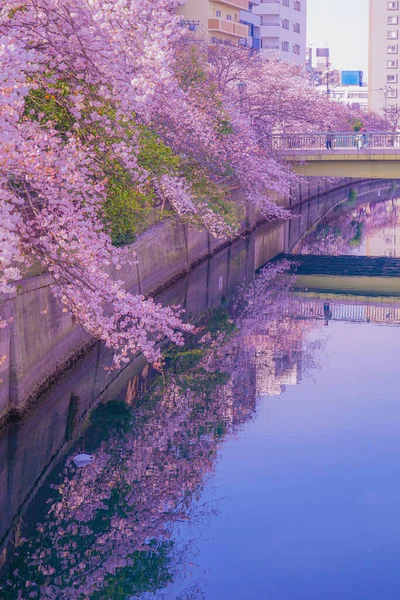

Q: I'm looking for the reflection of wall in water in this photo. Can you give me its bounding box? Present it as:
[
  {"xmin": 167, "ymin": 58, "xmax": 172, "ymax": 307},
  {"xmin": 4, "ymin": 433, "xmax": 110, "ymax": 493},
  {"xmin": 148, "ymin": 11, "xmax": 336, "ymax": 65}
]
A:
[{"xmin": 366, "ymin": 197, "xmax": 400, "ymax": 258}]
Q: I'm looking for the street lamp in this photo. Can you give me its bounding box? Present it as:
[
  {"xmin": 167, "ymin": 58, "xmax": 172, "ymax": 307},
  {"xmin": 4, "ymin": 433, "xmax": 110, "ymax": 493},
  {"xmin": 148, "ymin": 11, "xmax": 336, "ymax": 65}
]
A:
[
  {"xmin": 237, "ymin": 81, "xmax": 247, "ymax": 110},
  {"xmin": 321, "ymin": 68, "xmax": 336, "ymax": 98}
]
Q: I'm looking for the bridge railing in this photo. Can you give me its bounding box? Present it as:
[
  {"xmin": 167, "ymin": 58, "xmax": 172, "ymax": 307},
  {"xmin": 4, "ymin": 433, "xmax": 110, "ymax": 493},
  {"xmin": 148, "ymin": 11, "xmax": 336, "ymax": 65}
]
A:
[
  {"xmin": 286, "ymin": 297, "xmax": 400, "ymax": 325},
  {"xmin": 271, "ymin": 132, "xmax": 400, "ymax": 152}
]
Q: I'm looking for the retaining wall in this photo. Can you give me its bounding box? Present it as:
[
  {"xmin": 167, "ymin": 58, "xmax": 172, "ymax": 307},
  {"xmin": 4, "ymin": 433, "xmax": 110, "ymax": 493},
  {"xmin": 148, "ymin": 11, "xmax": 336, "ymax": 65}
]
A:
[{"xmin": 0, "ymin": 178, "xmax": 391, "ymax": 418}]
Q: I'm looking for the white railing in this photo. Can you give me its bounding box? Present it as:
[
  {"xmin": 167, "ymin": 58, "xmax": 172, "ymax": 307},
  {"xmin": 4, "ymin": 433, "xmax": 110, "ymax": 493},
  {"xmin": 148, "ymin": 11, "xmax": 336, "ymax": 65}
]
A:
[{"xmin": 270, "ymin": 132, "xmax": 400, "ymax": 151}]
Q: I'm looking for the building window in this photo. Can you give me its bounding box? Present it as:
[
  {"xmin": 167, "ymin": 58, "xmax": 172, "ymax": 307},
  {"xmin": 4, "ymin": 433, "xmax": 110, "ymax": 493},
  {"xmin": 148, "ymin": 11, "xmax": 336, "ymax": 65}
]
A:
[
  {"xmin": 282, "ymin": 41, "xmax": 289, "ymax": 52},
  {"xmin": 261, "ymin": 39, "xmax": 279, "ymax": 49},
  {"xmin": 216, "ymin": 9, "xmax": 221, "ymax": 17},
  {"xmin": 387, "ymin": 89, "xmax": 398, "ymax": 98},
  {"xmin": 293, "ymin": 22, "xmax": 301, "ymax": 33},
  {"xmin": 282, "ymin": 0, "xmax": 290, "ymax": 6},
  {"xmin": 282, "ymin": 19, "xmax": 289, "ymax": 29},
  {"xmin": 387, "ymin": 74, "xmax": 399, "ymax": 83},
  {"xmin": 388, "ymin": 59, "xmax": 398, "ymax": 67},
  {"xmin": 388, "ymin": 16, "xmax": 399, "ymax": 25},
  {"xmin": 388, "ymin": 31, "xmax": 399, "ymax": 39},
  {"xmin": 348, "ymin": 92, "xmax": 368, "ymax": 99},
  {"xmin": 226, "ymin": 14, "xmax": 232, "ymax": 20},
  {"xmin": 387, "ymin": 45, "xmax": 398, "ymax": 53},
  {"xmin": 293, "ymin": 44, "xmax": 300, "ymax": 55},
  {"xmin": 294, "ymin": 0, "xmax": 301, "ymax": 10},
  {"xmin": 388, "ymin": 1, "xmax": 399, "ymax": 8}
]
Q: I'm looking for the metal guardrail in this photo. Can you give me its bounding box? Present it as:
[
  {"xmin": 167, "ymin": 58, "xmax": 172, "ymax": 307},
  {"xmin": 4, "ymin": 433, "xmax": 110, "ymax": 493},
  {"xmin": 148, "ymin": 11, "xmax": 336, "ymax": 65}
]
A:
[{"xmin": 271, "ymin": 132, "xmax": 400, "ymax": 151}]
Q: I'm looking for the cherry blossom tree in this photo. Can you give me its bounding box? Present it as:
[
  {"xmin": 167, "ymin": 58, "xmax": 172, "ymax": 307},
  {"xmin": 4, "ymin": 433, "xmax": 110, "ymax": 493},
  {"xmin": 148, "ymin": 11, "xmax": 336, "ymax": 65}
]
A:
[
  {"xmin": 0, "ymin": 0, "xmax": 214, "ymax": 368},
  {"xmin": 0, "ymin": 1, "xmax": 357, "ymax": 369}
]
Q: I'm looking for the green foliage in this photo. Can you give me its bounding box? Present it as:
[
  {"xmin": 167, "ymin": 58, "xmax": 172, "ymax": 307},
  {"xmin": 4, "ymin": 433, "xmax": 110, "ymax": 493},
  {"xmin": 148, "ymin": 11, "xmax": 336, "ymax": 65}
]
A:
[
  {"xmin": 24, "ymin": 83, "xmax": 75, "ymax": 133},
  {"xmin": 348, "ymin": 188, "xmax": 357, "ymax": 205},
  {"xmin": 349, "ymin": 221, "xmax": 364, "ymax": 246},
  {"xmin": 202, "ymin": 306, "xmax": 237, "ymax": 336},
  {"xmin": 176, "ymin": 45, "xmax": 208, "ymax": 91},
  {"xmin": 23, "ymin": 76, "xmax": 237, "ymax": 247},
  {"xmin": 103, "ymin": 127, "xmax": 182, "ymax": 245},
  {"xmin": 90, "ymin": 541, "xmax": 174, "ymax": 600},
  {"xmin": 138, "ymin": 127, "xmax": 180, "ymax": 175},
  {"xmin": 352, "ymin": 118, "xmax": 364, "ymax": 132},
  {"xmin": 103, "ymin": 168, "xmax": 152, "ymax": 246},
  {"xmin": 182, "ymin": 163, "xmax": 238, "ymax": 231},
  {"xmin": 166, "ymin": 348, "xmax": 206, "ymax": 373},
  {"xmin": 89, "ymin": 401, "xmax": 133, "ymax": 441},
  {"xmin": 216, "ymin": 116, "xmax": 234, "ymax": 136}
]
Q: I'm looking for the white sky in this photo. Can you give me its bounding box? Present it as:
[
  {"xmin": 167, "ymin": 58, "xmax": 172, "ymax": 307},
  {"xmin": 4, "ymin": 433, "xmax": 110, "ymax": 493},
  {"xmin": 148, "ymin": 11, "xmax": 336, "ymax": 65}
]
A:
[{"xmin": 307, "ymin": 0, "xmax": 369, "ymax": 79}]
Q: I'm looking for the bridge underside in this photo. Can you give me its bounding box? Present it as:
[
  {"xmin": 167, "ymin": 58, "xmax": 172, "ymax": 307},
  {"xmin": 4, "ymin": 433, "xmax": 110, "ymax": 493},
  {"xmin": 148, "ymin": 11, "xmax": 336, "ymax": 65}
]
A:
[{"xmin": 288, "ymin": 154, "xmax": 400, "ymax": 178}]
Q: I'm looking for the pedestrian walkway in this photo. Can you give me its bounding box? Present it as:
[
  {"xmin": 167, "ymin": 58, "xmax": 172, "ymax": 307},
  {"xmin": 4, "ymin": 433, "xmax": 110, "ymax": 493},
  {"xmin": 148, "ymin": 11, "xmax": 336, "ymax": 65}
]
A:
[{"xmin": 271, "ymin": 132, "xmax": 400, "ymax": 178}]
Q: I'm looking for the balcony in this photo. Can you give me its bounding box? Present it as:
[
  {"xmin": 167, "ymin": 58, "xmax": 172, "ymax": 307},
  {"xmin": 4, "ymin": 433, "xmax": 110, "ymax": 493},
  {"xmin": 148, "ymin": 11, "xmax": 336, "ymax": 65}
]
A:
[
  {"xmin": 216, "ymin": 0, "xmax": 250, "ymax": 9},
  {"xmin": 260, "ymin": 23, "xmax": 280, "ymax": 36},
  {"xmin": 208, "ymin": 18, "xmax": 249, "ymax": 37},
  {"xmin": 239, "ymin": 9, "xmax": 261, "ymax": 26},
  {"xmin": 253, "ymin": 0, "xmax": 280, "ymax": 15}
]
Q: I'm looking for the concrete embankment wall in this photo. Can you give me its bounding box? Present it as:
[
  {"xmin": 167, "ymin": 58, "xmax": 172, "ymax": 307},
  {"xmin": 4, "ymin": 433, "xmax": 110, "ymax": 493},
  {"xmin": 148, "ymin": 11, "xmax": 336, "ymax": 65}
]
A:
[
  {"xmin": 0, "ymin": 177, "xmax": 398, "ymax": 559},
  {"xmin": 0, "ymin": 178, "xmax": 389, "ymax": 418}
]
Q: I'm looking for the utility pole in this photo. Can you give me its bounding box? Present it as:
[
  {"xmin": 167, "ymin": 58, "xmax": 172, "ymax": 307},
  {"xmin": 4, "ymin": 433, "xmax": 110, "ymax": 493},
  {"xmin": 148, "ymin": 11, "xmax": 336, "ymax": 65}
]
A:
[
  {"xmin": 376, "ymin": 86, "xmax": 393, "ymax": 129},
  {"xmin": 321, "ymin": 69, "xmax": 334, "ymax": 99}
]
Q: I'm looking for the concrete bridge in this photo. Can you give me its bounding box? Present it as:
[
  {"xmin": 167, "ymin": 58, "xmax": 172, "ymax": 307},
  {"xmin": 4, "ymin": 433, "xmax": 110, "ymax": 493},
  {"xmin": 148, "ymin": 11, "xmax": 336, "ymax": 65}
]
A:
[{"xmin": 272, "ymin": 132, "xmax": 400, "ymax": 178}]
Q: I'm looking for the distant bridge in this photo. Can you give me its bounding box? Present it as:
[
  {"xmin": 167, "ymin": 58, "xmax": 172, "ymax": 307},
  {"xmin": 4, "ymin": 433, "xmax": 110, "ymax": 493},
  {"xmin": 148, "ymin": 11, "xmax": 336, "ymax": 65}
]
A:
[{"xmin": 272, "ymin": 132, "xmax": 400, "ymax": 178}]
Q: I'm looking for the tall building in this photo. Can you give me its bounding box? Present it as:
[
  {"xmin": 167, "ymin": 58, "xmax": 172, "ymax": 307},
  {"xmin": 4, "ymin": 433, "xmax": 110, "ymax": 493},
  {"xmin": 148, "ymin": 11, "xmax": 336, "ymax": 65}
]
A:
[
  {"xmin": 240, "ymin": 0, "xmax": 261, "ymax": 50},
  {"xmin": 252, "ymin": 0, "xmax": 307, "ymax": 63},
  {"xmin": 369, "ymin": 0, "xmax": 400, "ymax": 115},
  {"xmin": 177, "ymin": 0, "xmax": 250, "ymax": 44}
]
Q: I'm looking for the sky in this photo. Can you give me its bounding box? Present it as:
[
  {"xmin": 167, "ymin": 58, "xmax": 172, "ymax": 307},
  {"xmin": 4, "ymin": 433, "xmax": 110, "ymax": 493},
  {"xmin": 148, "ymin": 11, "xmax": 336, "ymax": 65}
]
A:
[{"xmin": 307, "ymin": 0, "xmax": 369, "ymax": 79}]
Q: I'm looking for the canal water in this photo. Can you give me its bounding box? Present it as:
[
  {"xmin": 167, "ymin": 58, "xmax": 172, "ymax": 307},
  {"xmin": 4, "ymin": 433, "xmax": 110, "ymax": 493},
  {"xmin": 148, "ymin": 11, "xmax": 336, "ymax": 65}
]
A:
[{"xmin": 2, "ymin": 185, "xmax": 400, "ymax": 599}]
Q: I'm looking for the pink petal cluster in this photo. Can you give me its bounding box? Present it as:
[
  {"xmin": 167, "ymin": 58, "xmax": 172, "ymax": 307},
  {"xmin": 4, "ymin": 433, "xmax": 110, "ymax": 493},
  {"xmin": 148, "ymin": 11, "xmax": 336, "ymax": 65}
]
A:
[{"xmin": 0, "ymin": 2, "xmax": 363, "ymax": 366}]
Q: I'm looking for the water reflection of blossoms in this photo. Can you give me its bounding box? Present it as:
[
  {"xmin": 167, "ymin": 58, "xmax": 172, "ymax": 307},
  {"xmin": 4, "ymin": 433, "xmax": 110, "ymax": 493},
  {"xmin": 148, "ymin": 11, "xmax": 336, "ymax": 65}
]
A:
[
  {"xmin": 1, "ymin": 261, "xmax": 323, "ymax": 600},
  {"xmin": 298, "ymin": 196, "xmax": 400, "ymax": 256}
]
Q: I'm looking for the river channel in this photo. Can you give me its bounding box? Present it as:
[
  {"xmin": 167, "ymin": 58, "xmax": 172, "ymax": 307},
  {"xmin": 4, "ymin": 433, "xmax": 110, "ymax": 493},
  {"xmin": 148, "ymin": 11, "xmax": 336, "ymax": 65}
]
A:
[{"xmin": 2, "ymin": 182, "xmax": 400, "ymax": 599}]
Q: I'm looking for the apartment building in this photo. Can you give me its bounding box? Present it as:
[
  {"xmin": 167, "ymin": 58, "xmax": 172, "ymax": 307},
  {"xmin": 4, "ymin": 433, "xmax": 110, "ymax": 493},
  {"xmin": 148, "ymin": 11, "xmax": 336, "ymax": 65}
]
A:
[
  {"xmin": 252, "ymin": 0, "xmax": 307, "ymax": 63},
  {"xmin": 177, "ymin": 0, "xmax": 250, "ymax": 44},
  {"xmin": 369, "ymin": 0, "xmax": 400, "ymax": 114},
  {"xmin": 240, "ymin": 0, "xmax": 262, "ymax": 50},
  {"xmin": 328, "ymin": 85, "xmax": 369, "ymax": 111}
]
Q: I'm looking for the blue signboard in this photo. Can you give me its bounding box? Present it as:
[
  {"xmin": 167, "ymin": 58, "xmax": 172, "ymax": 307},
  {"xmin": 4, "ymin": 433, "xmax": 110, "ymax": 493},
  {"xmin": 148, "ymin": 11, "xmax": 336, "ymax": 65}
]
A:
[{"xmin": 341, "ymin": 70, "xmax": 363, "ymax": 86}]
